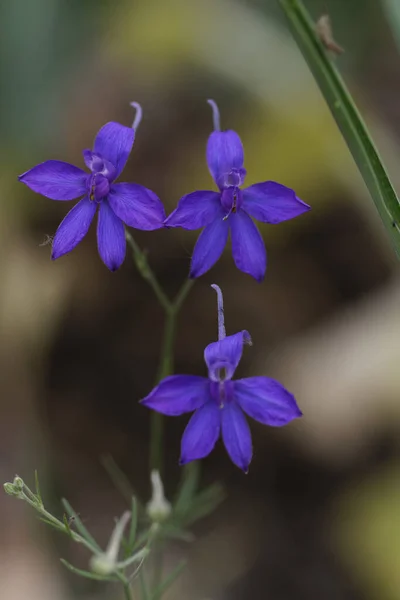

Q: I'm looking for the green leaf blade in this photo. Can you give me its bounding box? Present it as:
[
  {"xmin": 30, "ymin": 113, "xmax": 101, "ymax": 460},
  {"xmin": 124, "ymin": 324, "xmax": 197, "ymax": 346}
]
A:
[{"xmin": 279, "ymin": 0, "xmax": 400, "ymax": 258}]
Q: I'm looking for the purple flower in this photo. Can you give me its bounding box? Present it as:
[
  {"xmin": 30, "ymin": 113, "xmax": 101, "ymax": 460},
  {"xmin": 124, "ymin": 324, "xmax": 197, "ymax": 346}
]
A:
[
  {"xmin": 141, "ymin": 284, "xmax": 301, "ymax": 472},
  {"xmin": 165, "ymin": 100, "xmax": 310, "ymax": 282},
  {"xmin": 19, "ymin": 103, "xmax": 166, "ymax": 271}
]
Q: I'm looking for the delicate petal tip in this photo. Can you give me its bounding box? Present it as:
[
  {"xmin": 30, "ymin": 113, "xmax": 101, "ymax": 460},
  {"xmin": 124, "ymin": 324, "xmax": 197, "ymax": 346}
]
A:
[
  {"xmin": 180, "ymin": 402, "xmax": 221, "ymax": 464},
  {"xmin": 93, "ymin": 122, "xmax": 135, "ymax": 179},
  {"xmin": 230, "ymin": 210, "xmax": 267, "ymax": 282},
  {"xmin": 97, "ymin": 200, "xmax": 126, "ymax": 271},
  {"xmin": 109, "ymin": 183, "xmax": 165, "ymax": 231},
  {"xmin": 19, "ymin": 160, "xmax": 88, "ymax": 201},
  {"xmin": 51, "ymin": 196, "xmax": 97, "ymax": 260},
  {"xmin": 242, "ymin": 181, "xmax": 311, "ymax": 224},
  {"xmin": 140, "ymin": 375, "xmax": 210, "ymax": 416},
  {"xmin": 206, "ymin": 130, "xmax": 245, "ymax": 189},
  {"xmin": 221, "ymin": 402, "xmax": 252, "ymax": 472},
  {"xmin": 164, "ymin": 191, "xmax": 222, "ymax": 231},
  {"xmin": 189, "ymin": 217, "xmax": 229, "ymax": 278},
  {"xmin": 234, "ymin": 377, "xmax": 302, "ymax": 427}
]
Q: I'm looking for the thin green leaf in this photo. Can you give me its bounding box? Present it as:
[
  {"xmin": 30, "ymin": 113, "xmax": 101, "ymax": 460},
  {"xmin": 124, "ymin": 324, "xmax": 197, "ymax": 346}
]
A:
[
  {"xmin": 151, "ymin": 560, "xmax": 187, "ymax": 600},
  {"xmin": 34, "ymin": 470, "xmax": 42, "ymax": 505},
  {"xmin": 174, "ymin": 463, "xmax": 200, "ymax": 513},
  {"xmin": 278, "ymin": 0, "xmax": 400, "ymax": 258},
  {"xmin": 60, "ymin": 558, "xmax": 119, "ymax": 582},
  {"xmin": 139, "ymin": 570, "xmax": 151, "ymax": 600},
  {"xmin": 101, "ymin": 455, "xmax": 144, "ymax": 511},
  {"xmin": 63, "ymin": 513, "xmax": 74, "ymax": 538},
  {"xmin": 38, "ymin": 517, "xmax": 66, "ymax": 532},
  {"xmin": 128, "ymin": 496, "xmax": 138, "ymax": 551},
  {"xmin": 61, "ymin": 499, "xmax": 101, "ymax": 553},
  {"xmin": 382, "ymin": 0, "xmax": 400, "ymax": 53}
]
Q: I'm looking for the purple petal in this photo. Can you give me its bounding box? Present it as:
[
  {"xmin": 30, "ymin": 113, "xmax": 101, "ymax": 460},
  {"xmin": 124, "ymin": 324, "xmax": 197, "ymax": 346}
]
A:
[
  {"xmin": 180, "ymin": 401, "xmax": 221, "ymax": 464},
  {"xmin": 165, "ymin": 191, "xmax": 222, "ymax": 230},
  {"xmin": 242, "ymin": 181, "xmax": 310, "ymax": 223},
  {"xmin": 204, "ymin": 331, "xmax": 251, "ymax": 381},
  {"xmin": 221, "ymin": 402, "xmax": 252, "ymax": 472},
  {"xmin": 52, "ymin": 196, "xmax": 96, "ymax": 260},
  {"xmin": 97, "ymin": 200, "xmax": 126, "ymax": 271},
  {"xmin": 190, "ymin": 217, "xmax": 229, "ymax": 278},
  {"xmin": 141, "ymin": 375, "xmax": 210, "ymax": 415},
  {"xmin": 234, "ymin": 377, "xmax": 302, "ymax": 426},
  {"xmin": 206, "ymin": 130, "xmax": 244, "ymax": 188},
  {"xmin": 230, "ymin": 210, "xmax": 266, "ymax": 282},
  {"xmin": 19, "ymin": 160, "xmax": 87, "ymax": 200},
  {"xmin": 93, "ymin": 122, "xmax": 135, "ymax": 178},
  {"xmin": 108, "ymin": 183, "xmax": 165, "ymax": 230}
]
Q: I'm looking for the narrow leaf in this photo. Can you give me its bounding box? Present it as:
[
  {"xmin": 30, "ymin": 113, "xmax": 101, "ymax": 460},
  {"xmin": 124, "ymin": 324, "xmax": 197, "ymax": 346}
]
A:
[
  {"xmin": 278, "ymin": 0, "xmax": 400, "ymax": 258},
  {"xmin": 128, "ymin": 496, "xmax": 138, "ymax": 551},
  {"xmin": 174, "ymin": 462, "xmax": 200, "ymax": 514},
  {"xmin": 151, "ymin": 560, "xmax": 187, "ymax": 600},
  {"xmin": 34, "ymin": 470, "xmax": 42, "ymax": 505},
  {"xmin": 63, "ymin": 513, "xmax": 74, "ymax": 538},
  {"xmin": 62, "ymin": 498, "xmax": 101, "ymax": 552},
  {"xmin": 60, "ymin": 558, "xmax": 119, "ymax": 582}
]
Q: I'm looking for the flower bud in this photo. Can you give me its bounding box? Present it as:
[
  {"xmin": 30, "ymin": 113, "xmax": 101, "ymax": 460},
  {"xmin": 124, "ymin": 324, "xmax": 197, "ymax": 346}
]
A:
[
  {"xmin": 4, "ymin": 483, "xmax": 18, "ymax": 496},
  {"xmin": 13, "ymin": 476, "xmax": 24, "ymax": 491},
  {"xmin": 146, "ymin": 470, "xmax": 171, "ymax": 523}
]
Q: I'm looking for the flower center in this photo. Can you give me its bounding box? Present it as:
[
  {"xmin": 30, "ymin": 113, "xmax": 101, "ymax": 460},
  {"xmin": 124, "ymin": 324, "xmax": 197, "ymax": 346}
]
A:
[
  {"xmin": 221, "ymin": 186, "xmax": 243, "ymax": 214},
  {"xmin": 88, "ymin": 172, "xmax": 110, "ymax": 202},
  {"xmin": 210, "ymin": 380, "xmax": 234, "ymax": 409}
]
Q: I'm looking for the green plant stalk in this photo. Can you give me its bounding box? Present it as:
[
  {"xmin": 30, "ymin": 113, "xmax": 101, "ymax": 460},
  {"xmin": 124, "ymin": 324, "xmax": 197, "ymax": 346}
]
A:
[
  {"xmin": 278, "ymin": 0, "xmax": 400, "ymax": 258},
  {"xmin": 126, "ymin": 231, "xmax": 194, "ymax": 473}
]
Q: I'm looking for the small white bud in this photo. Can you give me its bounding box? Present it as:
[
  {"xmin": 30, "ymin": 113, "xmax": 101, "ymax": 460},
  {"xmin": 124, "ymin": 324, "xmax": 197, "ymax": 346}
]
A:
[
  {"xmin": 13, "ymin": 476, "xmax": 24, "ymax": 491},
  {"xmin": 90, "ymin": 511, "xmax": 131, "ymax": 576},
  {"xmin": 146, "ymin": 470, "xmax": 171, "ymax": 523}
]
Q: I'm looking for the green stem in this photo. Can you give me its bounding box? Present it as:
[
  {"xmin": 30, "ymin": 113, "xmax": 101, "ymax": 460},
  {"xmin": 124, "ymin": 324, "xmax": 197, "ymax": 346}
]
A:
[
  {"xmin": 150, "ymin": 309, "xmax": 175, "ymax": 473},
  {"xmin": 125, "ymin": 231, "xmax": 194, "ymax": 473},
  {"xmin": 278, "ymin": 0, "xmax": 400, "ymax": 258}
]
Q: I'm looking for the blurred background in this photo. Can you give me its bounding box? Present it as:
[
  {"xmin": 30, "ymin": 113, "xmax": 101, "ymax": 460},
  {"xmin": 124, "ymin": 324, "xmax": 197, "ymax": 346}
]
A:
[{"xmin": 2, "ymin": 0, "xmax": 400, "ymax": 598}]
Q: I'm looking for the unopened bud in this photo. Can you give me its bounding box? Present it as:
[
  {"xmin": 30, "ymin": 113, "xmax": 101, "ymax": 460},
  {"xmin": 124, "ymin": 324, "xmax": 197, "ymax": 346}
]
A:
[
  {"xmin": 13, "ymin": 476, "xmax": 24, "ymax": 491},
  {"xmin": 90, "ymin": 553, "xmax": 116, "ymax": 576},
  {"xmin": 4, "ymin": 483, "xmax": 18, "ymax": 496},
  {"xmin": 90, "ymin": 511, "xmax": 131, "ymax": 576},
  {"xmin": 146, "ymin": 470, "xmax": 171, "ymax": 523}
]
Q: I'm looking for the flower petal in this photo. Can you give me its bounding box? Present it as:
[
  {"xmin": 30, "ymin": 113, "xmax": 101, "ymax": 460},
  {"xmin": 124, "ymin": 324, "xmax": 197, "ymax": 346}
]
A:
[
  {"xmin": 97, "ymin": 200, "xmax": 126, "ymax": 271},
  {"xmin": 206, "ymin": 130, "xmax": 244, "ymax": 188},
  {"xmin": 52, "ymin": 196, "xmax": 96, "ymax": 259},
  {"xmin": 242, "ymin": 181, "xmax": 310, "ymax": 223},
  {"xmin": 19, "ymin": 160, "xmax": 87, "ymax": 200},
  {"xmin": 180, "ymin": 401, "xmax": 221, "ymax": 464},
  {"xmin": 165, "ymin": 191, "xmax": 222, "ymax": 230},
  {"xmin": 204, "ymin": 331, "xmax": 251, "ymax": 381},
  {"xmin": 230, "ymin": 210, "xmax": 266, "ymax": 282},
  {"xmin": 108, "ymin": 183, "xmax": 165, "ymax": 230},
  {"xmin": 93, "ymin": 122, "xmax": 135, "ymax": 178},
  {"xmin": 141, "ymin": 375, "xmax": 210, "ymax": 415},
  {"xmin": 234, "ymin": 377, "xmax": 302, "ymax": 426},
  {"xmin": 190, "ymin": 217, "xmax": 229, "ymax": 278},
  {"xmin": 221, "ymin": 401, "xmax": 252, "ymax": 472}
]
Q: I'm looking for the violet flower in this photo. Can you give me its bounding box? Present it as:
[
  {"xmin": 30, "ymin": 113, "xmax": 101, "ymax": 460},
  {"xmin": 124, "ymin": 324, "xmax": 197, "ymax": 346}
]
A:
[
  {"xmin": 141, "ymin": 284, "xmax": 302, "ymax": 472},
  {"xmin": 19, "ymin": 103, "xmax": 165, "ymax": 271},
  {"xmin": 165, "ymin": 100, "xmax": 310, "ymax": 281}
]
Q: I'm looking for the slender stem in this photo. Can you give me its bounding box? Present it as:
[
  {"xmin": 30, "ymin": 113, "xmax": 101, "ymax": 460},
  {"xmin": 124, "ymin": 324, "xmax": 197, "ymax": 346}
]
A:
[
  {"xmin": 172, "ymin": 279, "xmax": 194, "ymax": 314},
  {"xmin": 126, "ymin": 230, "xmax": 195, "ymax": 473},
  {"xmin": 125, "ymin": 232, "xmax": 171, "ymax": 313},
  {"xmin": 122, "ymin": 580, "xmax": 134, "ymax": 600}
]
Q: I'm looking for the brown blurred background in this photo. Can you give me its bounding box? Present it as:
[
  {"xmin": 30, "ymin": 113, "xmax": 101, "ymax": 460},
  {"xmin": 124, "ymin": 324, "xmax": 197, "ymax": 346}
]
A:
[{"xmin": 2, "ymin": 0, "xmax": 400, "ymax": 598}]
